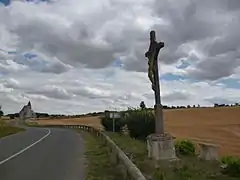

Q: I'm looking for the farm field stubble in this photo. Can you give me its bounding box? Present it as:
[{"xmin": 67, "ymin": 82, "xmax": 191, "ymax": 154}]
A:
[
  {"xmin": 36, "ymin": 116, "xmax": 103, "ymax": 130},
  {"xmin": 36, "ymin": 107, "xmax": 240, "ymax": 156}
]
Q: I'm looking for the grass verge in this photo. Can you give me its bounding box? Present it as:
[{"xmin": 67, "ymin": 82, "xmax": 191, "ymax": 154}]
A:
[
  {"xmin": 80, "ymin": 131, "xmax": 122, "ymax": 180},
  {"xmin": 107, "ymin": 132, "xmax": 239, "ymax": 180},
  {"xmin": 23, "ymin": 121, "xmax": 43, "ymax": 127},
  {"xmin": 0, "ymin": 123, "xmax": 24, "ymax": 138}
]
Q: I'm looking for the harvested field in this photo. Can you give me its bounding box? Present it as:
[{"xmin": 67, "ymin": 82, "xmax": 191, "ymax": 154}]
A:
[
  {"xmin": 36, "ymin": 107, "xmax": 240, "ymax": 156},
  {"xmin": 36, "ymin": 116, "xmax": 103, "ymax": 130},
  {"xmin": 164, "ymin": 107, "xmax": 240, "ymax": 156}
]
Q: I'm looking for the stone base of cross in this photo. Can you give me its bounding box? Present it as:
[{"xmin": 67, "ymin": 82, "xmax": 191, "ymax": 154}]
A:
[
  {"xmin": 147, "ymin": 133, "xmax": 178, "ymax": 167},
  {"xmin": 145, "ymin": 31, "xmax": 177, "ymax": 164},
  {"xmin": 147, "ymin": 106, "xmax": 178, "ymax": 165}
]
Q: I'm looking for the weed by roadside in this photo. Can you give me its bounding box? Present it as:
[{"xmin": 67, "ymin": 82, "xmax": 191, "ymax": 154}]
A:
[
  {"xmin": 80, "ymin": 131, "xmax": 122, "ymax": 180},
  {"xmin": 221, "ymin": 156, "xmax": 240, "ymax": 177},
  {"xmin": 106, "ymin": 132, "xmax": 153, "ymax": 177},
  {"xmin": 23, "ymin": 121, "xmax": 43, "ymax": 127},
  {"xmin": 107, "ymin": 132, "xmax": 239, "ymax": 180},
  {"xmin": 0, "ymin": 121, "xmax": 24, "ymax": 138}
]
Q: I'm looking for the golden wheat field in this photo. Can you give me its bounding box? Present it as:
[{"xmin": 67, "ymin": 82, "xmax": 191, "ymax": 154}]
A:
[
  {"xmin": 37, "ymin": 107, "xmax": 240, "ymax": 156},
  {"xmin": 37, "ymin": 116, "xmax": 103, "ymax": 130},
  {"xmin": 163, "ymin": 107, "xmax": 240, "ymax": 156}
]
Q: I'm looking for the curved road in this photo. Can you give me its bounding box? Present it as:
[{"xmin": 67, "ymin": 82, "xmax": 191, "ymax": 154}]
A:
[{"xmin": 0, "ymin": 127, "xmax": 84, "ymax": 180}]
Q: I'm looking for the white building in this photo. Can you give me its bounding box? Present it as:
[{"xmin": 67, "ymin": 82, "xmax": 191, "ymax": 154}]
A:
[{"xmin": 19, "ymin": 101, "xmax": 36, "ymax": 121}]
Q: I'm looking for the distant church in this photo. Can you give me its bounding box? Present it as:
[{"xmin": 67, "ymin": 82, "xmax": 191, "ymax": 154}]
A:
[{"xmin": 19, "ymin": 101, "xmax": 36, "ymax": 121}]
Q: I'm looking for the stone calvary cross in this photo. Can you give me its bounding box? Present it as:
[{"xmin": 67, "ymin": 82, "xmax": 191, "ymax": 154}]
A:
[
  {"xmin": 145, "ymin": 31, "xmax": 177, "ymax": 163},
  {"xmin": 145, "ymin": 30, "xmax": 164, "ymax": 134}
]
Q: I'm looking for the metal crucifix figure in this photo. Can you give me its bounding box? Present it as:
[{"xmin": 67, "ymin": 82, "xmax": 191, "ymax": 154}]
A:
[{"xmin": 145, "ymin": 30, "xmax": 165, "ymax": 134}]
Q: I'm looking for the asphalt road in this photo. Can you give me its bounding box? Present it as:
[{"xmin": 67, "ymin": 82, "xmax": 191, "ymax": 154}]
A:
[{"xmin": 0, "ymin": 127, "xmax": 84, "ymax": 180}]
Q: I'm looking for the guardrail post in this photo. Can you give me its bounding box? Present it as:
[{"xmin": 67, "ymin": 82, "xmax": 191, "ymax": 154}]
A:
[{"xmin": 59, "ymin": 124, "xmax": 147, "ymax": 180}]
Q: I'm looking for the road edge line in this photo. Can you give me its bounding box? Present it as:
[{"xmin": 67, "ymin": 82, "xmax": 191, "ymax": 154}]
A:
[{"xmin": 0, "ymin": 128, "xmax": 51, "ymax": 165}]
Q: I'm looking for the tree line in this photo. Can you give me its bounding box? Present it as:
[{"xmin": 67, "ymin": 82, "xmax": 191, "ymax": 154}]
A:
[
  {"xmin": 3, "ymin": 111, "xmax": 105, "ymax": 119},
  {"xmin": 0, "ymin": 101, "xmax": 239, "ymax": 119},
  {"xmin": 139, "ymin": 101, "xmax": 240, "ymax": 110}
]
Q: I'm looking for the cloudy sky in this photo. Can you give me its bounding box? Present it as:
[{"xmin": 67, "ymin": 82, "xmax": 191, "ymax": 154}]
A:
[{"xmin": 0, "ymin": 0, "xmax": 240, "ymax": 115}]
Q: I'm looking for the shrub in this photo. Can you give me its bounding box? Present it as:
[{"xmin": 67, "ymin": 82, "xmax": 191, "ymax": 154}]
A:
[
  {"xmin": 100, "ymin": 117, "xmax": 125, "ymax": 132},
  {"xmin": 221, "ymin": 156, "xmax": 240, "ymax": 177},
  {"xmin": 0, "ymin": 110, "xmax": 3, "ymax": 117},
  {"xmin": 125, "ymin": 108, "xmax": 155, "ymax": 140},
  {"xmin": 175, "ymin": 140, "xmax": 195, "ymax": 156}
]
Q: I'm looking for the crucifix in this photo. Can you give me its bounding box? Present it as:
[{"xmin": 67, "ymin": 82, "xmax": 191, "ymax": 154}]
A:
[
  {"xmin": 145, "ymin": 30, "xmax": 164, "ymax": 134},
  {"xmin": 145, "ymin": 31, "xmax": 177, "ymax": 163}
]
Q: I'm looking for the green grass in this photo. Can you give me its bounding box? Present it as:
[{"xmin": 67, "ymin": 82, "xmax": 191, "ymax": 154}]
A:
[
  {"xmin": 107, "ymin": 132, "xmax": 239, "ymax": 180},
  {"xmin": 0, "ymin": 123, "xmax": 25, "ymax": 138},
  {"xmin": 79, "ymin": 131, "xmax": 122, "ymax": 180}
]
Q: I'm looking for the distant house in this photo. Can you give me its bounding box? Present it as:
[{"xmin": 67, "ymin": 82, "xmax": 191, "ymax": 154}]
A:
[{"xmin": 19, "ymin": 101, "xmax": 36, "ymax": 121}]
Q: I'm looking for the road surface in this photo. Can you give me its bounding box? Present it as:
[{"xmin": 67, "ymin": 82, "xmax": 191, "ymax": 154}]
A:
[{"xmin": 0, "ymin": 127, "xmax": 84, "ymax": 180}]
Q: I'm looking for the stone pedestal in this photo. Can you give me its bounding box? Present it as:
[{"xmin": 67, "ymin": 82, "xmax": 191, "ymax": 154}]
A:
[
  {"xmin": 147, "ymin": 133, "xmax": 177, "ymax": 161},
  {"xmin": 198, "ymin": 143, "xmax": 219, "ymax": 161}
]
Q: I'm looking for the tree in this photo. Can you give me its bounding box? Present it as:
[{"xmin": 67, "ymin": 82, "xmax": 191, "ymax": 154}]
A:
[
  {"xmin": 0, "ymin": 110, "xmax": 3, "ymax": 117},
  {"xmin": 187, "ymin": 105, "xmax": 191, "ymax": 108},
  {"xmin": 0, "ymin": 105, "xmax": 3, "ymax": 117},
  {"xmin": 139, "ymin": 101, "xmax": 146, "ymax": 109}
]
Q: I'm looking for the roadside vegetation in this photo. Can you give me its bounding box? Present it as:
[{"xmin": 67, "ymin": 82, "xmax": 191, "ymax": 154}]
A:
[
  {"xmin": 0, "ymin": 120, "xmax": 24, "ymax": 138},
  {"xmin": 23, "ymin": 121, "xmax": 42, "ymax": 127},
  {"xmin": 101, "ymin": 102, "xmax": 240, "ymax": 180},
  {"xmin": 79, "ymin": 131, "xmax": 122, "ymax": 180},
  {"xmin": 107, "ymin": 132, "xmax": 239, "ymax": 180}
]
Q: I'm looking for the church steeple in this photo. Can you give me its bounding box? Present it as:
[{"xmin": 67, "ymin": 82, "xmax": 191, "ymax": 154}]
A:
[{"xmin": 27, "ymin": 101, "xmax": 31, "ymax": 107}]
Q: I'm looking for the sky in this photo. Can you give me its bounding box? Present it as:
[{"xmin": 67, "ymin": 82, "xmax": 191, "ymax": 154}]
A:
[{"xmin": 0, "ymin": 0, "xmax": 240, "ymax": 114}]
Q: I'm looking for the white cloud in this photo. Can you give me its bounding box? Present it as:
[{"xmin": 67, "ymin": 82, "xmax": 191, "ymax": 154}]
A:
[
  {"xmin": 0, "ymin": 0, "xmax": 240, "ymax": 114},
  {"xmin": 0, "ymin": 84, "xmax": 13, "ymax": 93},
  {"xmin": 2, "ymin": 78, "xmax": 20, "ymax": 89},
  {"xmin": 0, "ymin": 66, "xmax": 239, "ymax": 114}
]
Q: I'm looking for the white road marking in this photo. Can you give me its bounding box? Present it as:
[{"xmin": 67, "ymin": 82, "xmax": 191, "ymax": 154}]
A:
[{"xmin": 0, "ymin": 128, "xmax": 51, "ymax": 165}]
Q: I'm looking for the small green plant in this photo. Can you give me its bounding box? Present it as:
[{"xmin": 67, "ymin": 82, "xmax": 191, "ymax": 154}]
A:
[
  {"xmin": 221, "ymin": 156, "xmax": 240, "ymax": 177},
  {"xmin": 175, "ymin": 140, "xmax": 195, "ymax": 156},
  {"xmin": 152, "ymin": 171, "xmax": 166, "ymax": 180}
]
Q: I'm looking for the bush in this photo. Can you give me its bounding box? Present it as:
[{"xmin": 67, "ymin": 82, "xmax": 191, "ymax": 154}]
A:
[
  {"xmin": 175, "ymin": 140, "xmax": 195, "ymax": 156},
  {"xmin": 100, "ymin": 117, "xmax": 125, "ymax": 132},
  {"xmin": 125, "ymin": 108, "xmax": 155, "ymax": 140},
  {"xmin": 0, "ymin": 110, "xmax": 3, "ymax": 117},
  {"xmin": 221, "ymin": 156, "xmax": 240, "ymax": 177},
  {"xmin": 9, "ymin": 114, "xmax": 15, "ymax": 119}
]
